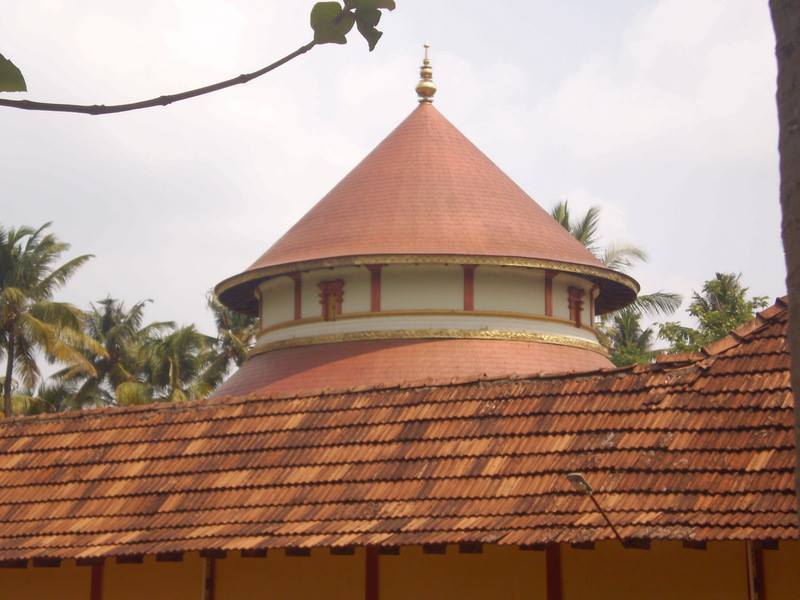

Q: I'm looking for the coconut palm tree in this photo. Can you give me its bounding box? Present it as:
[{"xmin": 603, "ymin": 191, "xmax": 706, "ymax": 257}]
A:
[
  {"xmin": 54, "ymin": 297, "xmax": 174, "ymax": 406},
  {"xmin": 197, "ymin": 293, "xmax": 257, "ymax": 394},
  {"xmin": 141, "ymin": 325, "xmax": 216, "ymax": 402},
  {"xmin": 659, "ymin": 273, "xmax": 768, "ymax": 354},
  {"xmin": 607, "ymin": 308, "xmax": 655, "ymax": 367},
  {"xmin": 551, "ymin": 201, "xmax": 682, "ymax": 318},
  {"xmin": 0, "ymin": 223, "xmax": 104, "ymax": 417}
]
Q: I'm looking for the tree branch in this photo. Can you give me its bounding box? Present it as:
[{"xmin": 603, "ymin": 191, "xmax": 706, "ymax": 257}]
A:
[{"xmin": 0, "ymin": 41, "xmax": 316, "ymax": 116}]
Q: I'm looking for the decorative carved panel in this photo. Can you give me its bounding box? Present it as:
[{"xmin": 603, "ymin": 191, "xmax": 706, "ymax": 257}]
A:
[
  {"xmin": 319, "ymin": 280, "xmax": 345, "ymax": 321},
  {"xmin": 568, "ymin": 286, "xmax": 585, "ymax": 328}
]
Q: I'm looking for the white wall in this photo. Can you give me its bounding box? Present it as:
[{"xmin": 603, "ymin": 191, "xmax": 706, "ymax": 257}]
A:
[
  {"xmin": 259, "ymin": 276, "xmax": 294, "ymax": 328},
  {"xmin": 259, "ymin": 265, "xmax": 595, "ymax": 332},
  {"xmin": 382, "ymin": 265, "xmax": 463, "ymax": 311},
  {"xmin": 341, "ymin": 267, "xmax": 371, "ymax": 313},
  {"xmin": 474, "ymin": 266, "xmax": 545, "ymax": 314}
]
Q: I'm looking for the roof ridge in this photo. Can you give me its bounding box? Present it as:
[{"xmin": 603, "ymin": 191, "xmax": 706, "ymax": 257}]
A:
[
  {"xmin": 701, "ymin": 296, "xmax": 787, "ymax": 358},
  {"xmin": 0, "ymin": 364, "xmax": 637, "ymax": 427}
]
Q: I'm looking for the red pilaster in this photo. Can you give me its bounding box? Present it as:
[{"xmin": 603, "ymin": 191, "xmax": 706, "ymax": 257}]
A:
[
  {"xmin": 545, "ymin": 544, "xmax": 563, "ymax": 600},
  {"xmin": 90, "ymin": 563, "xmax": 104, "ymax": 600},
  {"xmin": 463, "ymin": 265, "xmax": 476, "ymax": 311},
  {"xmin": 544, "ymin": 271, "xmax": 555, "ymax": 317},
  {"xmin": 365, "ymin": 547, "xmax": 379, "ymax": 600},
  {"xmin": 290, "ymin": 273, "xmax": 302, "ymax": 320},
  {"xmin": 367, "ymin": 265, "xmax": 383, "ymax": 312}
]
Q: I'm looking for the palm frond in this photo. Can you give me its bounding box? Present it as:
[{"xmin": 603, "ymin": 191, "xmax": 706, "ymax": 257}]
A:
[
  {"xmin": 550, "ymin": 201, "xmax": 571, "ymax": 231},
  {"xmin": 18, "ymin": 313, "xmax": 98, "ymax": 378},
  {"xmin": 626, "ymin": 292, "xmax": 683, "ymax": 318},
  {"xmin": 0, "ymin": 286, "xmax": 27, "ymax": 313},
  {"xmin": 600, "ymin": 243, "xmax": 648, "ymax": 273},
  {"xmin": 29, "ymin": 302, "xmax": 107, "ymax": 359},
  {"xmin": 194, "ymin": 353, "xmax": 231, "ymax": 398},
  {"xmin": 31, "ymin": 254, "xmax": 94, "ymax": 300},
  {"xmin": 571, "ymin": 206, "xmax": 602, "ymax": 251},
  {"xmin": 29, "ymin": 300, "xmax": 84, "ymax": 332}
]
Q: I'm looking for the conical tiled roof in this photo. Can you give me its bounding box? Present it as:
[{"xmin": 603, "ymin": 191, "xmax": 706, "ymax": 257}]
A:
[{"xmin": 217, "ymin": 102, "xmax": 637, "ymax": 314}]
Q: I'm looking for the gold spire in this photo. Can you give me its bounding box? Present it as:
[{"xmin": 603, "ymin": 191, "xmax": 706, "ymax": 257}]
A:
[{"xmin": 415, "ymin": 43, "xmax": 437, "ymax": 103}]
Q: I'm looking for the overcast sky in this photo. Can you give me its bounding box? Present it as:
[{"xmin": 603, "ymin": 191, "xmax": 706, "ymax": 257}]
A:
[{"xmin": 1, "ymin": 0, "xmax": 782, "ymax": 342}]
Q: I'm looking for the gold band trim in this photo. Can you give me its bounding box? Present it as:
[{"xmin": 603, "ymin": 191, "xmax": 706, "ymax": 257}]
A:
[
  {"xmin": 250, "ymin": 328, "xmax": 608, "ymax": 357},
  {"xmin": 257, "ymin": 309, "xmax": 598, "ymax": 338},
  {"xmin": 216, "ymin": 254, "xmax": 640, "ymax": 302}
]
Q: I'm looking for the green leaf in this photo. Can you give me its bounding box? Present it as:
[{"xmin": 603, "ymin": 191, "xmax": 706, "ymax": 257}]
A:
[
  {"xmin": 0, "ymin": 54, "xmax": 26, "ymax": 92},
  {"xmin": 356, "ymin": 20, "xmax": 383, "ymax": 51},
  {"xmin": 310, "ymin": 2, "xmax": 356, "ymax": 45},
  {"xmin": 356, "ymin": 7, "xmax": 382, "ymax": 27},
  {"xmin": 354, "ymin": 7, "xmax": 384, "ymax": 51},
  {"xmin": 345, "ymin": 0, "xmax": 396, "ymax": 10}
]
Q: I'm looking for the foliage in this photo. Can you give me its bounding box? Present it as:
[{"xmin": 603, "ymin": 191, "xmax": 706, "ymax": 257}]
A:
[
  {"xmin": 198, "ymin": 293, "xmax": 257, "ymax": 394},
  {"xmin": 134, "ymin": 295, "xmax": 256, "ymax": 403},
  {"xmin": 11, "ymin": 380, "xmax": 79, "ymax": 415},
  {"xmin": 604, "ymin": 308, "xmax": 655, "ymax": 367},
  {"xmin": 139, "ymin": 325, "xmax": 218, "ymax": 403},
  {"xmin": 0, "ymin": 223, "xmax": 103, "ymax": 417},
  {"xmin": 0, "ymin": 54, "xmax": 25, "ymax": 92},
  {"xmin": 599, "ymin": 243, "xmax": 648, "ymax": 273},
  {"xmin": 54, "ymin": 297, "xmax": 173, "ymax": 407},
  {"xmin": 551, "ymin": 201, "xmax": 602, "ymax": 255},
  {"xmin": 659, "ymin": 273, "xmax": 769, "ymax": 353},
  {"xmin": 50, "ymin": 294, "xmax": 255, "ymax": 409},
  {"xmin": 0, "ymin": 222, "xmax": 259, "ymax": 416},
  {"xmin": 311, "ymin": 0, "xmax": 395, "ymax": 50}
]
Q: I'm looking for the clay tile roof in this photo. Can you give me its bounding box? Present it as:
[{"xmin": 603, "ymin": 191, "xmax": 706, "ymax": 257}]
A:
[
  {"xmin": 216, "ymin": 103, "xmax": 638, "ymax": 316},
  {"xmin": 0, "ymin": 298, "xmax": 793, "ymax": 560}
]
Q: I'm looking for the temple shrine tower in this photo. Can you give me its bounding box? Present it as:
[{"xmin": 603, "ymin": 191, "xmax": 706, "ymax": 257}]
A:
[{"xmin": 214, "ymin": 48, "xmax": 638, "ymax": 397}]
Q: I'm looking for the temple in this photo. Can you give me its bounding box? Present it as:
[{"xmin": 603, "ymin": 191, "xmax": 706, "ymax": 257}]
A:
[
  {"xmin": 214, "ymin": 48, "xmax": 636, "ymax": 397},
  {"xmin": 0, "ymin": 49, "xmax": 796, "ymax": 600}
]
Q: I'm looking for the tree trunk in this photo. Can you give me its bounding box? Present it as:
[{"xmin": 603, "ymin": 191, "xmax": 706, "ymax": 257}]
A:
[
  {"xmin": 2, "ymin": 337, "xmax": 14, "ymax": 418},
  {"xmin": 770, "ymin": 0, "xmax": 800, "ymax": 520}
]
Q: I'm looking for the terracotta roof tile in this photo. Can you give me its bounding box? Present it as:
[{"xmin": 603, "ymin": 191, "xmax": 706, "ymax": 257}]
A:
[
  {"xmin": 247, "ymin": 104, "xmax": 602, "ymax": 271},
  {"xmin": 0, "ymin": 300, "xmax": 793, "ymax": 559}
]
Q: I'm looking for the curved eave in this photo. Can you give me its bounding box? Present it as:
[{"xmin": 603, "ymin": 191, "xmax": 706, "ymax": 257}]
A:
[{"xmin": 215, "ymin": 254, "xmax": 640, "ymax": 317}]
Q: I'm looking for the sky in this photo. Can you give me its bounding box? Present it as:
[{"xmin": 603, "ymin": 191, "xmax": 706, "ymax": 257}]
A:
[{"xmin": 1, "ymin": 0, "xmax": 783, "ymax": 346}]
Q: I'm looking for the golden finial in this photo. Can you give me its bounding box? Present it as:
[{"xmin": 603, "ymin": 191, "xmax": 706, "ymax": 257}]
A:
[{"xmin": 415, "ymin": 43, "xmax": 437, "ymax": 103}]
